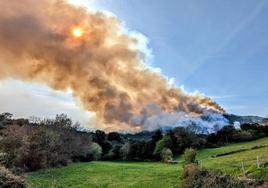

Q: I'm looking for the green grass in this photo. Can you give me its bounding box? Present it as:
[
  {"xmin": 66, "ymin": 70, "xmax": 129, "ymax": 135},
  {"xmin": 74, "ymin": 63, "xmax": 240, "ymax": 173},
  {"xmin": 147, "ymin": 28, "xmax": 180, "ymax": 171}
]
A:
[
  {"xmin": 176, "ymin": 137, "xmax": 268, "ymax": 162},
  {"xmin": 195, "ymin": 137, "xmax": 268, "ymax": 177},
  {"xmin": 27, "ymin": 137, "xmax": 268, "ymax": 188},
  {"xmin": 26, "ymin": 161, "xmax": 182, "ymax": 188}
]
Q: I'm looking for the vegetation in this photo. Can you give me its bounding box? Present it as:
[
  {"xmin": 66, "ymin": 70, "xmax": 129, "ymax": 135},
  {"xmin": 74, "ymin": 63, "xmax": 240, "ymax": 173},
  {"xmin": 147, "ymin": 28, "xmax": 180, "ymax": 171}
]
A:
[
  {"xmin": 88, "ymin": 143, "xmax": 102, "ymax": 161},
  {"xmin": 183, "ymin": 148, "xmax": 196, "ymax": 165},
  {"xmin": 27, "ymin": 137, "xmax": 268, "ymax": 187},
  {"xmin": 27, "ymin": 161, "xmax": 182, "ymax": 188},
  {"xmin": 182, "ymin": 164, "xmax": 245, "ymax": 188},
  {"xmin": 0, "ymin": 165, "xmax": 27, "ymax": 188},
  {"xmin": 1, "ymin": 112, "xmax": 268, "ymax": 187},
  {"xmin": 176, "ymin": 137, "xmax": 268, "ymax": 187},
  {"xmin": 153, "ymin": 135, "xmax": 173, "ymax": 160},
  {"xmin": 0, "ymin": 114, "xmax": 93, "ymax": 171},
  {"xmin": 161, "ymin": 148, "xmax": 173, "ymax": 163}
]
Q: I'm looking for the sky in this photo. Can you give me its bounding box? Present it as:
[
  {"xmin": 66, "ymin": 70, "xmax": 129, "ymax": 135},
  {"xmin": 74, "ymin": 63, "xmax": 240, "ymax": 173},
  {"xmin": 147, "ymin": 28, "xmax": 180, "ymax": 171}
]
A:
[{"xmin": 0, "ymin": 0, "xmax": 268, "ymax": 127}]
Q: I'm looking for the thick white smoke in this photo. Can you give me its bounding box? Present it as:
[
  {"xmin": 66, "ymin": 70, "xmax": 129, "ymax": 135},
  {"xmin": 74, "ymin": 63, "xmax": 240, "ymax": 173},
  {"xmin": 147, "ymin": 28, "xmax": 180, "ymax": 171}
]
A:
[{"xmin": 132, "ymin": 103, "xmax": 229, "ymax": 132}]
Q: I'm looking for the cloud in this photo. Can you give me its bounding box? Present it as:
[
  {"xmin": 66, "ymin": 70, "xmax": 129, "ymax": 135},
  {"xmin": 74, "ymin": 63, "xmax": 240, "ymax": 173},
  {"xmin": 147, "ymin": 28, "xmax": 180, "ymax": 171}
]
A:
[{"xmin": 0, "ymin": 80, "xmax": 93, "ymax": 128}]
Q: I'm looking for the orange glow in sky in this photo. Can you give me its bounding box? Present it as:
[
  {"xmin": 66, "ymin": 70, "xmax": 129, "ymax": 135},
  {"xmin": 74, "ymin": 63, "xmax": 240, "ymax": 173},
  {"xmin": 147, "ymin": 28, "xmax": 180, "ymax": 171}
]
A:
[{"xmin": 72, "ymin": 27, "xmax": 83, "ymax": 38}]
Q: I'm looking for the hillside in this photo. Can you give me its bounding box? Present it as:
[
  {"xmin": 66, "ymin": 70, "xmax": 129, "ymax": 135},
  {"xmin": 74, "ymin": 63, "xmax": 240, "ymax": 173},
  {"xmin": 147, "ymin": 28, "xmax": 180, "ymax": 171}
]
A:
[
  {"xmin": 27, "ymin": 137, "xmax": 268, "ymax": 188},
  {"xmin": 178, "ymin": 137, "xmax": 268, "ymax": 180},
  {"xmin": 224, "ymin": 114, "xmax": 266, "ymax": 124},
  {"xmin": 27, "ymin": 162, "xmax": 182, "ymax": 188}
]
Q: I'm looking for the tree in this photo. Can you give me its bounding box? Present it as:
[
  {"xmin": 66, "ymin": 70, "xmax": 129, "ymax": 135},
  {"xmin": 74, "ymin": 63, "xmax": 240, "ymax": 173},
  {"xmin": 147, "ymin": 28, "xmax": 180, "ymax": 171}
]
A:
[
  {"xmin": 152, "ymin": 130, "xmax": 163, "ymax": 143},
  {"xmin": 184, "ymin": 148, "xmax": 197, "ymax": 164},
  {"xmin": 0, "ymin": 112, "xmax": 13, "ymax": 121},
  {"xmin": 89, "ymin": 143, "xmax": 102, "ymax": 161},
  {"xmin": 153, "ymin": 135, "xmax": 172, "ymax": 160},
  {"xmin": 161, "ymin": 148, "xmax": 173, "ymax": 163},
  {"xmin": 107, "ymin": 132, "xmax": 122, "ymax": 142},
  {"xmin": 120, "ymin": 143, "xmax": 131, "ymax": 160},
  {"xmin": 54, "ymin": 114, "xmax": 73, "ymax": 129},
  {"xmin": 128, "ymin": 141, "xmax": 146, "ymax": 160},
  {"xmin": 170, "ymin": 127, "xmax": 206, "ymax": 154}
]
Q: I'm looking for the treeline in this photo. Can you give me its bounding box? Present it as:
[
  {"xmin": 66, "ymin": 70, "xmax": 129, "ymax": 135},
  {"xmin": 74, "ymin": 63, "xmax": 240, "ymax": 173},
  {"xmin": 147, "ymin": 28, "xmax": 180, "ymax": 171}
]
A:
[
  {"xmin": 1, "ymin": 112, "xmax": 268, "ymax": 173},
  {"xmin": 0, "ymin": 113, "xmax": 96, "ymax": 172}
]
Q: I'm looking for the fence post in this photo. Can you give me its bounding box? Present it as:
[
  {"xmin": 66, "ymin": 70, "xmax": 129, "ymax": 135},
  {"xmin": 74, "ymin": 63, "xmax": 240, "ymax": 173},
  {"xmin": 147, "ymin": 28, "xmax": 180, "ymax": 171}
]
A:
[
  {"xmin": 257, "ymin": 156, "xmax": 260, "ymax": 168},
  {"xmin": 241, "ymin": 162, "xmax": 246, "ymax": 177}
]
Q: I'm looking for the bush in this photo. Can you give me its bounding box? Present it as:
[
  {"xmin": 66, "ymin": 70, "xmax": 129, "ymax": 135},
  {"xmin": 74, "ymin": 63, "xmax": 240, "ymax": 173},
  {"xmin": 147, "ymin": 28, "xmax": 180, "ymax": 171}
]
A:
[
  {"xmin": 184, "ymin": 148, "xmax": 197, "ymax": 164},
  {"xmin": 0, "ymin": 165, "xmax": 27, "ymax": 188},
  {"xmin": 89, "ymin": 143, "xmax": 102, "ymax": 161},
  {"xmin": 161, "ymin": 148, "xmax": 173, "ymax": 163},
  {"xmin": 153, "ymin": 135, "xmax": 172, "ymax": 160},
  {"xmin": 0, "ymin": 125, "xmax": 24, "ymax": 168},
  {"xmin": 182, "ymin": 164, "xmax": 245, "ymax": 188}
]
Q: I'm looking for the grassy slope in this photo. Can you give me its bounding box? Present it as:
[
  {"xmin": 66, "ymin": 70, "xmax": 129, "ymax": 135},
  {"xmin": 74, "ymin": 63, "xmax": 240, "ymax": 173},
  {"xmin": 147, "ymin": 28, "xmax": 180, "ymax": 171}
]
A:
[
  {"xmin": 196, "ymin": 137, "xmax": 268, "ymax": 179},
  {"xmin": 27, "ymin": 137, "xmax": 268, "ymax": 188},
  {"xmin": 27, "ymin": 162, "xmax": 182, "ymax": 188}
]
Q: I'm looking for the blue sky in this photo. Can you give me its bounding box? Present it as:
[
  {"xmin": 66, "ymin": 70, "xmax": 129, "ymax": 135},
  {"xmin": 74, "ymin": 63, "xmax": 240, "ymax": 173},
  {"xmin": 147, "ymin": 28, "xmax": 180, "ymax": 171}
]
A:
[
  {"xmin": 0, "ymin": 0, "xmax": 268, "ymax": 126},
  {"xmin": 85, "ymin": 0, "xmax": 268, "ymax": 116}
]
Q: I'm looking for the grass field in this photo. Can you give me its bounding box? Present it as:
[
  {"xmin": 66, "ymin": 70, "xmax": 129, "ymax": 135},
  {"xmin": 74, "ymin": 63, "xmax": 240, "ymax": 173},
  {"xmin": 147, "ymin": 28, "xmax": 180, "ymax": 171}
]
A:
[
  {"xmin": 197, "ymin": 137, "xmax": 268, "ymax": 180},
  {"xmin": 27, "ymin": 137, "xmax": 268, "ymax": 188},
  {"xmin": 26, "ymin": 162, "xmax": 182, "ymax": 188}
]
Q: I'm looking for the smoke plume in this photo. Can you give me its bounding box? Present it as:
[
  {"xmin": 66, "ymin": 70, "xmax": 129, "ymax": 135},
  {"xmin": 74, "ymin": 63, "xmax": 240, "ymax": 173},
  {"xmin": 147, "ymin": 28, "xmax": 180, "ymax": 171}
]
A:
[{"xmin": 0, "ymin": 0, "xmax": 225, "ymax": 131}]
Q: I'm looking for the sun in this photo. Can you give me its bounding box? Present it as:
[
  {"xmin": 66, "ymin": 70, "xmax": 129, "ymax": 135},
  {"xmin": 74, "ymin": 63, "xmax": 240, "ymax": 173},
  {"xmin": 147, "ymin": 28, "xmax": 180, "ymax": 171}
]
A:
[{"xmin": 72, "ymin": 27, "xmax": 83, "ymax": 38}]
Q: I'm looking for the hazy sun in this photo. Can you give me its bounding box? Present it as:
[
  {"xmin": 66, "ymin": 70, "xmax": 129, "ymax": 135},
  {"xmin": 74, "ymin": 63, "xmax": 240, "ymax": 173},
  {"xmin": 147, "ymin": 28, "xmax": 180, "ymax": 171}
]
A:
[{"xmin": 72, "ymin": 27, "xmax": 83, "ymax": 38}]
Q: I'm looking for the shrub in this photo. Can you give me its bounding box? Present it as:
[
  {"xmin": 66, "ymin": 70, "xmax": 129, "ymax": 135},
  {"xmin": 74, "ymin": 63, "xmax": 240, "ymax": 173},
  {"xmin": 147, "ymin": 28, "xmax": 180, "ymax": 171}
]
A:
[
  {"xmin": 0, "ymin": 165, "xmax": 27, "ymax": 188},
  {"xmin": 161, "ymin": 148, "xmax": 173, "ymax": 163},
  {"xmin": 89, "ymin": 143, "xmax": 102, "ymax": 161},
  {"xmin": 182, "ymin": 164, "xmax": 245, "ymax": 188},
  {"xmin": 17, "ymin": 128, "xmax": 67, "ymax": 171},
  {"xmin": 153, "ymin": 135, "xmax": 172, "ymax": 160},
  {"xmin": 1, "ymin": 125, "xmax": 24, "ymax": 168},
  {"xmin": 184, "ymin": 148, "xmax": 197, "ymax": 164}
]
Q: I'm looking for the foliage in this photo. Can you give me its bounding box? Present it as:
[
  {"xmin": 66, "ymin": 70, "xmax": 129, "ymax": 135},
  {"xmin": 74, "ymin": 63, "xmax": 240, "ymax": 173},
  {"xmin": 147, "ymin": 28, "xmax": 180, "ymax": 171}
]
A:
[
  {"xmin": 27, "ymin": 137, "xmax": 268, "ymax": 187},
  {"xmin": 120, "ymin": 143, "xmax": 131, "ymax": 160},
  {"xmin": 0, "ymin": 125, "xmax": 24, "ymax": 169},
  {"xmin": 184, "ymin": 148, "xmax": 197, "ymax": 164},
  {"xmin": 170, "ymin": 127, "xmax": 206, "ymax": 153},
  {"xmin": 89, "ymin": 143, "xmax": 102, "ymax": 161},
  {"xmin": 127, "ymin": 141, "xmax": 147, "ymax": 160},
  {"xmin": 1, "ymin": 111, "xmax": 268, "ymax": 174},
  {"xmin": 153, "ymin": 135, "xmax": 172, "ymax": 159},
  {"xmin": 182, "ymin": 164, "xmax": 245, "ymax": 188},
  {"xmin": 161, "ymin": 148, "xmax": 173, "ymax": 163},
  {"xmin": 1, "ymin": 114, "xmax": 92, "ymax": 171},
  {"xmin": 0, "ymin": 165, "xmax": 27, "ymax": 188}
]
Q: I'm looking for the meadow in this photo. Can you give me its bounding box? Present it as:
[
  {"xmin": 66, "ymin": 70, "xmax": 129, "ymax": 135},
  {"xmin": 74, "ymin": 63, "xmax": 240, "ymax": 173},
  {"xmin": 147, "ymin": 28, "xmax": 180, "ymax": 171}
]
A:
[
  {"xmin": 27, "ymin": 162, "xmax": 182, "ymax": 188},
  {"xmin": 27, "ymin": 137, "xmax": 268, "ymax": 188}
]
